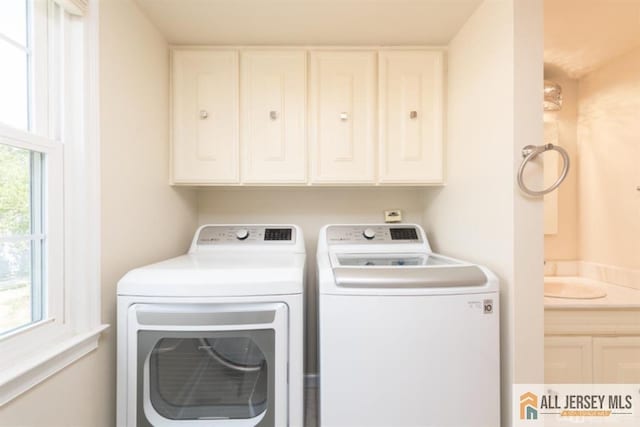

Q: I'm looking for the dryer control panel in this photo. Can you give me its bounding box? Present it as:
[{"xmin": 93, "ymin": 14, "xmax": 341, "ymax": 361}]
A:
[
  {"xmin": 197, "ymin": 225, "xmax": 296, "ymax": 245},
  {"xmin": 326, "ymin": 225, "xmax": 424, "ymax": 244}
]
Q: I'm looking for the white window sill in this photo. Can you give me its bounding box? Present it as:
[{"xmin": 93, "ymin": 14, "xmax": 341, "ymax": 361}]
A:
[{"xmin": 0, "ymin": 324, "xmax": 109, "ymax": 406}]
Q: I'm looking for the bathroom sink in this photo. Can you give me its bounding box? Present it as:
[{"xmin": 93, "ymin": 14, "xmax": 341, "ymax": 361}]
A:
[{"xmin": 544, "ymin": 280, "xmax": 607, "ymax": 299}]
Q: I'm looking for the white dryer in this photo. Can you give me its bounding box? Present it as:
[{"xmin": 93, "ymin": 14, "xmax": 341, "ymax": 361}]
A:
[
  {"xmin": 117, "ymin": 225, "xmax": 304, "ymax": 427},
  {"xmin": 317, "ymin": 224, "xmax": 500, "ymax": 427}
]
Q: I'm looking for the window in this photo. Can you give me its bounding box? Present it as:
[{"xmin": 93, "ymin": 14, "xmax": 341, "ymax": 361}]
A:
[
  {"xmin": 0, "ymin": 0, "xmax": 50, "ymax": 337},
  {"xmin": 0, "ymin": 145, "xmax": 44, "ymax": 334},
  {"xmin": 0, "ymin": 0, "xmax": 105, "ymax": 405}
]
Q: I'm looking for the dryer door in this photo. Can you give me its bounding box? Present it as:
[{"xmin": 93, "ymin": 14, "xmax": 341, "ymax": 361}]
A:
[{"xmin": 128, "ymin": 303, "xmax": 288, "ymax": 427}]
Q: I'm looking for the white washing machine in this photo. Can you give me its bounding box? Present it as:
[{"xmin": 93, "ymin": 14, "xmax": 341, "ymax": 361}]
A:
[
  {"xmin": 117, "ymin": 224, "xmax": 304, "ymax": 427},
  {"xmin": 317, "ymin": 224, "xmax": 500, "ymax": 427}
]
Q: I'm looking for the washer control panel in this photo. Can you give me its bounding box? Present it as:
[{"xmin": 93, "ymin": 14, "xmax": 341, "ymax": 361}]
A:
[
  {"xmin": 327, "ymin": 225, "xmax": 423, "ymax": 244},
  {"xmin": 197, "ymin": 226, "xmax": 295, "ymax": 245}
]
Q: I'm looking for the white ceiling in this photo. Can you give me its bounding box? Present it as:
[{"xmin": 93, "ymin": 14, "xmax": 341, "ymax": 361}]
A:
[
  {"xmin": 545, "ymin": 0, "xmax": 640, "ymax": 78},
  {"xmin": 134, "ymin": 0, "xmax": 483, "ymax": 45}
]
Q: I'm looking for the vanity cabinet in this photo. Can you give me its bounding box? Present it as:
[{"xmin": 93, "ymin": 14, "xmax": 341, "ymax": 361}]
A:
[
  {"xmin": 171, "ymin": 50, "xmax": 240, "ymax": 184},
  {"xmin": 593, "ymin": 337, "xmax": 640, "ymax": 383},
  {"xmin": 544, "ymin": 336, "xmax": 593, "ymax": 383},
  {"xmin": 544, "ymin": 309, "xmax": 640, "ymax": 384},
  {"xmin": 378, "ymin": 51, "xmax": 444, "ymax": 183},
  {"xmin": 241, "ymin": 51, "xmax": 307, "ymax": 183},
  {"xmin": 308, "ymin": 51, "xmax": 377, "ymax": 183}
]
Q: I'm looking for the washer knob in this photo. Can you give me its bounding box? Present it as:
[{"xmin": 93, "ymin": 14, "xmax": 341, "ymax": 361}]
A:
[
  {"xmin": 235, "ymin": 229, "xmax": 249, "ymax": 240},
  {"xmin": 363, "ymin": 228, "xmax": 376, "ymax": 240}
]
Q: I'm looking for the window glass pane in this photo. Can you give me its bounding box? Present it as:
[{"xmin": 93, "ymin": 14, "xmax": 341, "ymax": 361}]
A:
[
  {"xmin": 0, "ymin": 0, "xmax": 28, "ymax": 46},
  {"xmin": 0, "ymin": 41, "xmax": 29, "ymax": 130},
  {"xmin": 0, "ymin": 144, "xmax": 42, "ymax": 334},
  {"xmin": 0, "ymin": 241, "xmax": 31, "ymax": 332},
  {"xmin": 0, "ymin": 144, "xmax": 31, "ymax": 235}
]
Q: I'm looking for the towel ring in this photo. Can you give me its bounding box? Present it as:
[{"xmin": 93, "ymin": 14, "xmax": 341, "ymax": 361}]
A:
[{"xmin": 517, "ymin": 143, "xmax": 570, "ymax": 197}]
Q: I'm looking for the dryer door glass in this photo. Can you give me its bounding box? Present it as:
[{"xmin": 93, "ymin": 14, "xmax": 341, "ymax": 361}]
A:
[{"xmin": 138, "ymin": 330, "xmax": 275, "ymax": 424}]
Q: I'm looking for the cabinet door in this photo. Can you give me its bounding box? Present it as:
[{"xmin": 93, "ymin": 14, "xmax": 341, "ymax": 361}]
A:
[
  {"xmin": 172, "ymin": 50, "xmax": 239, "ymax": 184},
  {"xmin": 544, "ymin": 336, "xmax": 593, "ymax": 383},
  {"xmin": 309, "ymin": 51, "xmax": 376, "ymax": 183},
  {"xmin": 241, "ymin": 51, "xmax": 307, "ymax": 183},
  {"xmin": 593, "ymin": 337, "xmax": 640, "ymax": 383},
  {"xmin": 378, "ymin": 50, "xmax": 444, "ymax": 183}
]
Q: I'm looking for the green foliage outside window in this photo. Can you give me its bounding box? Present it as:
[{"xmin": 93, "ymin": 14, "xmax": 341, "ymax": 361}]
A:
[{"xmin": 0, "ymin": 143, "xmax": 30, "ymax": 236}]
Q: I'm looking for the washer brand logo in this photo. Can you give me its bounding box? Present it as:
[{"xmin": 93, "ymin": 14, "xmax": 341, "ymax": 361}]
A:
[
  {"xmin": 483, "ymin": 299, "xmax": 494, "ymax": 314},
  {"xmin": 520, "ymin": 392, "xmax": 539, "ymax": 420}
]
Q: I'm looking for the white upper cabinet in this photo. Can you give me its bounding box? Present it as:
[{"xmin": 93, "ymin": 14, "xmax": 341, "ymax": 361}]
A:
[
  {"xmin": 378, "ymin": 50, "xmax": 444, "ymax": 183},
  {"xmin": 241, "ymin": 51, "xmax": 307, "ymax": 183},
  {"xmin": 170, "ymin": 47, "xmax": 445, "ymax": 186},
  {"xmin": 171, "ymin": 50, "xmax": 239, "ymax": 184},
  {"xmin": 309, "ymin": 51, "xmax": 377, "ymax": 184}
]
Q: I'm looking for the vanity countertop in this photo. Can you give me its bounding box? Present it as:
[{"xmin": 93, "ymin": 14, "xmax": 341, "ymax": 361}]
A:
[{"xmin": 544, "ymin": 276, "xmax": 640, "ymax": 310}]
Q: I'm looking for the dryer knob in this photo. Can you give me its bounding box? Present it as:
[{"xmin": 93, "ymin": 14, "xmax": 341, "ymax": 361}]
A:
[
  {"xmin": 363, "ymin": 228, "xmax": 376, "ymax": 240},
  {"xmin": 236, "ymin": 229, "xmax": 249, "ymax": 240}
]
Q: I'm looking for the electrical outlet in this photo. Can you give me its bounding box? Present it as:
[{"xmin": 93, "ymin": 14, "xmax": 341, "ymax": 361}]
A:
[{"xmin": 384, "ymin": 209, "xmax": 402, "ymax": 223}]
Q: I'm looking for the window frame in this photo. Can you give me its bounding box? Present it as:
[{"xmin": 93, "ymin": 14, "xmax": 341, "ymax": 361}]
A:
[
  {"xmin": 0, "ymin": 127, "xmax": 64, "ymax": 344},
  {"xmin": 0, "ymin": 0, "xmax": 106, "ymax": 405}
]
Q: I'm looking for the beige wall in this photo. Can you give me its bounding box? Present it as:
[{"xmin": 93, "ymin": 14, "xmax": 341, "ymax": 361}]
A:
[
  {"xmin": 424, "ymin": 0, "xmax": 544, "ymax": 424},
  {"xmin": 577, "ymin": 46, "xmax": 640, "ymax": 270},
  {"xmin": 0, "ymin": 1, "xmax": 546, "ymax": 425},
  {"xmin": 543, "ymin": 66, "xmax": 579, "ymax": 260},
  {"xmin": 197, "ymin": 187, "xmax": 428, "ymax": 374},
  {"xmin": 0, "ymin": 0, "xmax": 197, "ymax": 425}
]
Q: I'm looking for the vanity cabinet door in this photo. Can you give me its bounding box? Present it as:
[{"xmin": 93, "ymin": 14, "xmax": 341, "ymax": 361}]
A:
[
  {"xmin": 171, "ymin": 50, "xmax": 239, "ymax": 184},
  {"xmin": 378, "ymin": 50, "xmax": 444, "ymax": 184},
  {"xmin": 309, "ymin": 51, "xmax": 376, "ymax": 183},
  {"xmin": 241, "ymin": 51, "xmax": 307, "ymax": 183},
  {"xmin": 544, "ymin": 336, "xmax": 593, "ymax": 383},
  {"xmin": 593, "ymin": 337, "xmax": 640, "ymax": 383}
]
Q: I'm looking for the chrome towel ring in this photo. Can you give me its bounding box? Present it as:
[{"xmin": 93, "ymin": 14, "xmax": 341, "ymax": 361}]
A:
[{"xmin": 517, "ymin": 143, "xmax": 570, "ymax": 197}]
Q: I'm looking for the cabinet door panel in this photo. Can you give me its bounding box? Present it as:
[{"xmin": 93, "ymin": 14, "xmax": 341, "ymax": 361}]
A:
[
  {"xmin": 309, "ymin": 51, "xmax": 376, "ymax": 183},
  {"xmin": 593, "ymin": 337, "xmax": 640, "ymax": 383},
  {"xmin": 241, "ymin": 51, "xmax": 307, "ymax": 183},
  {"xmin": 172, "ymin": 50, "xmax": 239, "ymax": 183},
  {"xmin": 379, "ymin": 51, "xmax": 443, "ymax": 183},
  {"xmin": 544, "ymin": 336, "xmax": 593, "ymax": 383}
]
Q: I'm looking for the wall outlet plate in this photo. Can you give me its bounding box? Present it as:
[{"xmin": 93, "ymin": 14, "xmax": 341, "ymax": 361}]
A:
[{"xmin": 384, "ymin": 209, "xmax": 402, "ymax": 223}]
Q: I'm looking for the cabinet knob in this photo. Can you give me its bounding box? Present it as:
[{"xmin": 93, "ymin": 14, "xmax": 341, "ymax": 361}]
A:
[
  {"xmin": 200, "ymin": 110, "xmax": 209, "ymax": 120},
  {"xmin": 410, "ymin": 111, "xmax": 418, "ymax": 119},
  {"xmin": 270, "ymin": 111, "xmax": 278, "ymax": 120},
  {"xmin": 340, "ymin": 112, "xmax": 349, "ymax": 121}
]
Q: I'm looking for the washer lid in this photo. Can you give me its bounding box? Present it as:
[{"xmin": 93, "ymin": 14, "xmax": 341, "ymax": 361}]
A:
[
  {"xmin": 333, "ymin": 252, "xmax": 451, "ymax": 267},
  {"xmin": 325, "ymin": 251, "xmax": 497, "ymax": 294},
  {"xmin": 117, "ymin": 253, "xmax": 305, "ymax": 297},
  {"xmin": 332, "ymin": 265, "xmax": 488, "ymax": 289}
]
